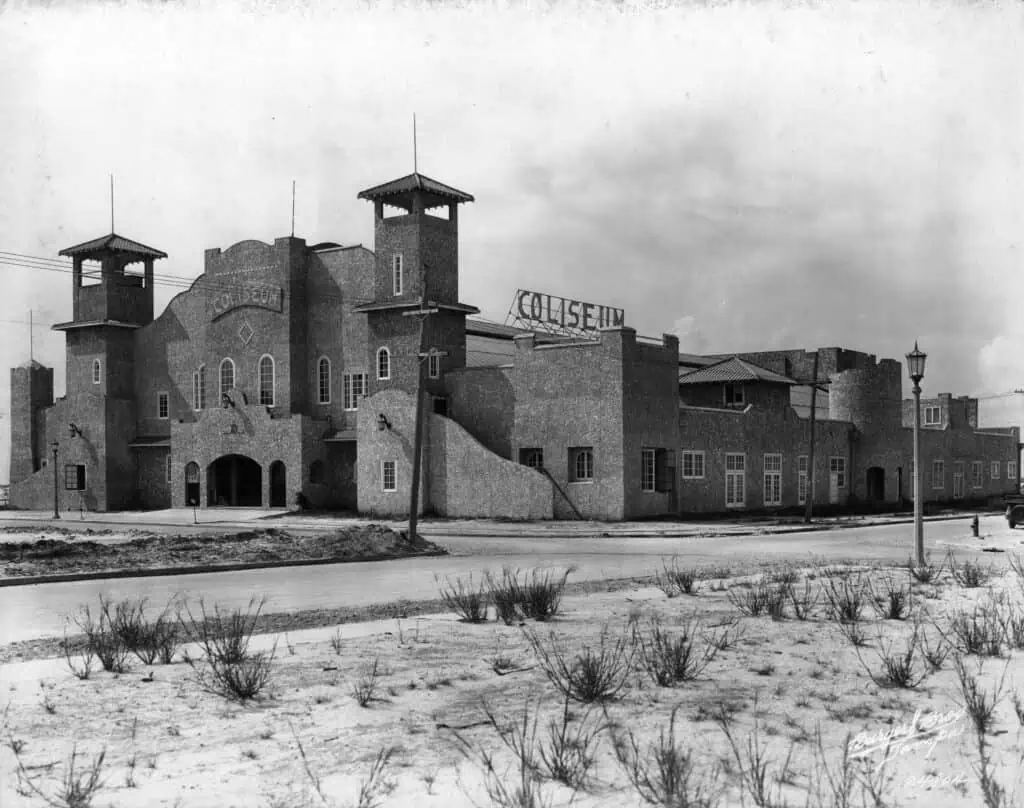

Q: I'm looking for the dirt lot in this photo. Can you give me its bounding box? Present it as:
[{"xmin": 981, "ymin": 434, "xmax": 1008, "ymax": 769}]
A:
[
  {"xmin": 2, "ymin": 555, "xmax": 1024, "ymax": 808},
  {"xmin": 0, "ymin": 525, "xmax": 444, "ymax": 580}
]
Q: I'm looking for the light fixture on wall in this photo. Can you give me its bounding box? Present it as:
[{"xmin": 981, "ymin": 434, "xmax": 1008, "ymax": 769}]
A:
[
  {"xmin": 68, "ymin": 423, "xmax": 83, "ymax": 438},
  {"xmin": 376, "ymin": 413, "xmax": 392, "ymax": 431}
]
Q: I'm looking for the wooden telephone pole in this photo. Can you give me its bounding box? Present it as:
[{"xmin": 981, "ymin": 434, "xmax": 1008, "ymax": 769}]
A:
[{"xmin": 403, "ymin": 263, "xmax": 439, "ymax": 541}]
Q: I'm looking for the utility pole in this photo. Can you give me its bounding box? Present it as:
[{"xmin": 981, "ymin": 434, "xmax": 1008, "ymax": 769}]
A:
[
  {"xmin": 403, "ymin": 262, "xmax": 438, "ymax": 542},
  {"xmin": 804, "ymin": 353, "xmax": 819, "ymax": 523},
  {"xmin": 52, "ymin": 441, "xmax": 60, "ymax": 520}
]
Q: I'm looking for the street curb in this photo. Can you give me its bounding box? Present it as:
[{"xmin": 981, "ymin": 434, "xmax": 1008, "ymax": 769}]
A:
[{"xmin": 0, "ymin": 547, "xmax": 447, "ymax": 589}]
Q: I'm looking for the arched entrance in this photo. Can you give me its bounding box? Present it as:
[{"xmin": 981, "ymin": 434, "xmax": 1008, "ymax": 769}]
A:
[
  {"xmin": 269, "ymin": 461, "xmax": 287, "ymax": 508},
  {"xmin": 208, "ymin": 455, "xmax": 262, "ymax": 507},
  {"xmin": 866, "ymin": 466, "xmax": 885, "ymax": 502}
]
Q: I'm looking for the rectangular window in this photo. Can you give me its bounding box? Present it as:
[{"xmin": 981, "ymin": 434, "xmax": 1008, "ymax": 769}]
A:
[
  {"xmin": 393, "ymin": 254, "xmax": 404, "ymax": 296},
  {"xmin": 971, "ymin": 461, "xmax": 983, "ymax": 488},
  {"xmin": 157, "ymin": 391, "xmax": 169, "ymax": 419},
  {"xmin": 343, "ymin": 373, "xmax": 366, "ymax": 411},
  {"xmin": 192, "ymin": 366, "xmax": 206, "ymax": 411},
  {"xmin": 830, "ymin": 457, "xmax": 847, "ymax": 488},
  {"xmin": 931, "ymin": 459, "xmax": 945, "ymax": 489},
  {"xmin": 166, "ymin": 455, "xmax": 172, "ymax": 483},
  {"xmin": 519, "ymin": 448, "xmax": 544, "ymax": 469},
  {"xmin": 763, "ymin": 453, "xmax": 782, "ymax": 506},
  {"xmin": 641, "ymin": 449, "xmax": 656, "ymax": 492},
  {"xmin": 681, "ymin": 450, "xmax": 705, "ymax": 480},
  {"xmin": 724, "ymin": 383, "xmax": 745, "ymax": 407},
  {"xmin": 428, "ymin": 353, "xmax": 440, "ymax": 379},
  {"xmin": 382, "ymin": 460, "xmax": 396, "ymax": 492},
  {"xmin": 1009, "ymin": 461, "xmax": 1018, "ymax": 481},
  {"xmin": 64, "ymin": 464, "xmax": 86, "ymax": 491},
  {"xmin": 798, "ymin": 455, "xmax": 809, "ymax": 505},
  {"xmin": 725, "ymin": 453, "xmax": 746, "ymax": 508},
  {"xmin": 569, "ymin": 447, "xmax": 594, "ymax": 482},
  {"xmin": 991, "ymin": 461, "xmax": 1000, "ymax": 480},
  {"xmin": 924, "ymin": 406, "xmax": 941, "ymax": 426}
]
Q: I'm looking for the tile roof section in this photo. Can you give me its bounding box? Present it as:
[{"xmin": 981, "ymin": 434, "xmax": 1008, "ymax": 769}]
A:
[
  {"xmin": 59, "ymin": 233, "xmax": 168, "ymax": 259},
  {"xmin": 357, "ymin": 173, "xmax": 474, "ymax": 204},
  {"xmin": 679, "ymin": 356, "xmax": 797, "ymax": 386}
]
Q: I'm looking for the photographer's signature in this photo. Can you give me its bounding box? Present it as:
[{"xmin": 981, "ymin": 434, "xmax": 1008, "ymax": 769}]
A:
[{"xmin": 850, "ymin": 708, "xmax": 966, "ymax": 769}]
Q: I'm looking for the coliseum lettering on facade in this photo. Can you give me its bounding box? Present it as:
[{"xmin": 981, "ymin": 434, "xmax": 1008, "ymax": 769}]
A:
[{"xmin": 7, "ymin": 166, "xmax": 1021, "ymax": 519}]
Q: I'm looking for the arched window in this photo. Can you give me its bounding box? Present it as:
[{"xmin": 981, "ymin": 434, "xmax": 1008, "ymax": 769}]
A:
[
  {"xmin": 310, "ymin": 459, "xmax": 325, "ymax": 485},
  {"xmin": 377, "ymin": 348, "xmax": 391, "ymax": 381},
  {"xmin": 318, "ymin": 357, "xmax": 331, "ymax": 404},
  {"xmin": 259, "ymin": 355, "xmax": 275, "ymax": 406},
  {"xmin": 91, "ymin": 359, "xmax": 101, "ymax": 385},
  {"xmin": 219, "ymin": 358, "xmax": 235, "ymax": 403}
]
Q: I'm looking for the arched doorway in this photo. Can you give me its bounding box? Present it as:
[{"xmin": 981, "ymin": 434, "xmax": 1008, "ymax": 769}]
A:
[
  {"xmin": 185, "ymin": 462, "xmax": 201, "ymax": 507},
  {"xmin": 269, "ymin": 461, "xmax": 287, "ymax": 508},
  {"xmin": 208, "ymin": 455, "xmax": 262, "ymax": 507},
  {"xmin": 866, "ymin": 466, "xmax": 885, "ymax": 503}
]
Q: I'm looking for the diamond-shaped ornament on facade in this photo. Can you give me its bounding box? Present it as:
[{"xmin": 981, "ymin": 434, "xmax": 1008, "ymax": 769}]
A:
[{"xmin": 238, "ymin": 322, "xmax": 255, "ymax": 346}]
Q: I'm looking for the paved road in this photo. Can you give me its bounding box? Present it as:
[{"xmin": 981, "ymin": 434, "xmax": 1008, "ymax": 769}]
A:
[{"xmin": 1, "ymin": 516, "xmax": 1018, "ymax": 646}]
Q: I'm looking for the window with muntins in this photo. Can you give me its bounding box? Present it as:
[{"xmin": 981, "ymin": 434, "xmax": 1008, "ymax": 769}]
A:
[
  {"xmin": 520, "ymin": 448, "xmax": 544, "ymax": 469},
  {"xmin": 192, "ymin": 366, "xmax": 206, "ymax": 410},
  {"xmin": 991, "ymin": 461, "xmax": 1000, "ymax": 480},
  {"xmin": 91, "ymin": 359, "xmax": 101, "ymax": 385},
  {"xmin": 393, "ymin": 254, "xmax": 404, "ymax": 296},
  {"xmin": 763, "ymin": 454, "xmax": 782, "ymax": 506},
  {"xmin": 641, "ymin": 449, "xmax": 656, "ymax": 492},
  {"xmin": 798, "ymin": 455, "xmax": 809, "ymax": 505},
  {"xmin": 1009, "ymin": 462, "xmax": 1018, "ymax": 481},
  {"xmin": 259, "ymin": 355, "xmax": 275, "ymax": 406},
  {"xmin": 219, "ymin": 358, "xmax": 235, "ymax": 402},
  {"xmin": 166, "ymin": 455, "xmax": 172, "ymax": 483},
  {"xmin": 830, "ymin": 457, "xmax": 847, "ymax": 488},
  {"xmin": 931, "ymin": 459, "xmax": 945, "ymax": 489},
  {"xmin": 725, "ymin": 453, "xmax": 746, "ymax": 507},
  {"xmin": 724, "ymin": 383, "xmax": 745, "ymax": 406},
  {"xmin": 569, "ymin": 447, "xmax": 594, "ymax": 482},
  {"xmin": 382, "ymin": 460, "xmax": 396, "ymax": 492},
  {"xmin": 971, "ymin": 461, "xmax": 983, "ymax": 488},
  {"xmin": 157, "ymin": 392, "xmax": 169, "ymax": 419},
  {"xmin": 681, "ymin": 451, "xmax": 705, "ymax": 480},
  {"xmin": 377, "ymin": 348, "xmax": 391, "ymax": 381},
  {"xmin": 924, "ymin": 406, "xmax": 941, "ymax": 426},
  {"xmin": 343, "ymin": 373, "xmax": 366, "ymax": 410},
  {"xmin": 318, "ymin": 357, "xmax": 331, "ymax": 404}
]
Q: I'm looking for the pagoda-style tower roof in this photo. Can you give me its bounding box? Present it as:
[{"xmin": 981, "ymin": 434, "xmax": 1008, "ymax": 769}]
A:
[
  {"xmin": 357, "ymin": 172, "xmax": 474, "ymax": 212},
  {"xmin": 59, "ymin": 233, "xmax": 168, "ymax": 263}
]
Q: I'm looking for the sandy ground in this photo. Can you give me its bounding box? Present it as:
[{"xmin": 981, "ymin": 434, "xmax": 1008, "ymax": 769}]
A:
[{"xmin": 2, "ymin": 556, "xmax": 1024, "ymax": 808}]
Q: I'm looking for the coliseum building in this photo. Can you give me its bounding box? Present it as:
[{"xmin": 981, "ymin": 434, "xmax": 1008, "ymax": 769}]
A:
[{"xmin": 7, "ymin": 168, "xmax": 1022, "ymax": 519}]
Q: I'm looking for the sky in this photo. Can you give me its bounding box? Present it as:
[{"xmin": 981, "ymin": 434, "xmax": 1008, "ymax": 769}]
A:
[{"xmin": 1, "ymin": 0, "xmax": 1022, "ymax": 484}]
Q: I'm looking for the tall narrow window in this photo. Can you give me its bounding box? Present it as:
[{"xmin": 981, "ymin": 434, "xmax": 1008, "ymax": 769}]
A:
[
  {"xmin": 92, "ymin": 359, "xmax": 101, "ymax": 385},
  {"xmin": 931, "ymin": 459, "xmax": 945, "ymax": 489},
  {"xmin": 192, "ymin": 365, "xmax": 206, "ymax": 410},
  {"xmin": 428, "ymin": 352, "xmax": 440, "ymax": 379},
  {"xmin": 763, "ymin": 454, "xmax": 782, "ymax": 506},
  {"xmin": 393, "ymin": 254, "xmax": 404, "ymax": 295},
  {"xmin": 219, "ymin": 358, "xmax": 235, "ymax": 403},
  {"xmin": 1009, "ymin": 461, "xmax": 1018, "ymax": 481},
  {"xmin": 725, "ymin": 453, "xmax": 746, "ymax": 507},
  {"xmin": 157, "ymin": 392, "xmax": 169, "ymax": 420},
  {"xmin": 971, "ymin": 461, "xmax": 983, "ymax": 489},
  {"xmin": 377, "ymin": 348, "xmax": 391, "ymax": 381},
  {"xmin": 165, "ymin": 455, "xmax": 172, "ymax": 483},
  {"xmin": 318, "ymin": 357, "xmax": 331, "ymax": 404},
  {"xmin": 991, "ymin": 461, "xmax": 1000, "ymax": 480},
  {"xmin": 343, "ymin": 373, "xmax": 366, "ymax": 410},
  {"xmin": 382, "ymin": 460, "xmax": 397, "ymax": 492},
  {"xmin": 641, "ymin": 449, "xmax": 656, "ymax": 492},
  {"xmin": 798, "ymin": 455, "xmax": 809, "ymax": 505},
  {"xmin": 259, "ymin": 355, "xmax": 275, "ymax": 406}
]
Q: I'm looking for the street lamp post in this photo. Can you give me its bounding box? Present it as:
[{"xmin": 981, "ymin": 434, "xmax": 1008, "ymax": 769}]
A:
[
  {"xmin": 906, "ymin": 342, "xmax": 927, "ymax": 566},
  {"xmin": 51, "ymin": 440, "xmax": 60, "ymax": 520}
]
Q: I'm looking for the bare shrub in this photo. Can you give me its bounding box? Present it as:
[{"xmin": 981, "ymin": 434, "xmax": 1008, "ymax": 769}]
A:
[
  {"xmin": 72, "ymin": 596, "xmax": 130, "ymax": 673},
  {"xmin": 946, "ymin": 602, "xmax": 1005, "ymax": 657},
  {"xmin": 656, "ymin": 557, "xmax": 700, "ymax": 598},
  {"xmin": 634, "ymin": 616, "xmax": 717, "ymax": 686},
  {"xmin": 837, "ymin": 619, "xmax": 869, "ymax": 648},
  {"xmin": 180, "ymin": 597, "xmax": 275, "ymax": 702},
  {"xmin": 918, "ymin": 623, "xmax": 951, "ymax": 671},
  {"xmin": 351, "ymin": 657, "xmax": 384, "ymax": 708},
  {"xmin": 907, "ymin": 555, "xmax": 942, "ymax": 584},
  {"xmin": 869, "ymin": 574, "xmax": 911, "ymax": 621},
  {"xmin": 716, "ymin": 702, "xmax": 791, "ymax": 808},
  {"xmin": 538, "ymin": 696, "xmax": 606, "ymax": 791},
  {"xmin": 707, "ymin": 617, "xmax": 746, "ymax": 652},
  {"xmin": 62, "ymin": 627, "xmax": 95, "ymax": 681},
  {"xmin": 610, "ymin": 705, "xmax": 722, "ymax": 808},
  {"xmin": 525, "ymin": 626, "xmax": 633, "ymax": 704},
  {"xmin": 954, "ymin": 656, "xmax": 1009, "ymax": 735},
  {"xmin": 786, "ymin": 579, "xmax": 819, "ymax": 621},
  {"xmin": 766, "ymin": 563, "xmax": 800, "ymax": 586},
  {"xmin": 437, "ymin": 574, "xmax": 489, "ymax": 623},
  {"xmin": 291, "ymin": 722, "xmax": 395, "ymax": 808},
  {"xmin": 857, "ymin": 625, "xmax": 928, "ymax": 689},
  {"xmin": 13, "ymin": 743, "xmax": 107, "ymax": 808},
  {"xmin": 487, "ymin": 567, "xmax": 574, "ymax": 625},
  {"xmin": 821, "ymin": 571, "xmax": 868, "ymax": 624},
  {"xmin": 110, "ymin": 597, "xmax": 181, "ymax": 665},
  {"xmin": 947, "ymin": 549, "xmax": 992, "ymax": 588},
  {"xmin": 727, "ymin": 580, "xmax": 774, "ymax": 617},
  {"xmin": 329, "ymin": 628, "xmax": 343, "ymax": 655}
]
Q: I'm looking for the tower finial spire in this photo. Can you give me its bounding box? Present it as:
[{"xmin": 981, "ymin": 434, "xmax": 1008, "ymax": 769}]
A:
[
  {"xmin": 413, "ymin": 113, "xmax": 418, "ymax": 174},
  {"xmin": 110, "ymin": 174, "xmax": 115, "ymax": 233}
]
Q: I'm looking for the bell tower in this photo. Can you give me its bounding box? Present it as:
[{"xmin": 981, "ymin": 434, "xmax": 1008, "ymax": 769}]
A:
[{"xmin": 356, "ymin": 173, "xmax": 479, "ymax": 397}]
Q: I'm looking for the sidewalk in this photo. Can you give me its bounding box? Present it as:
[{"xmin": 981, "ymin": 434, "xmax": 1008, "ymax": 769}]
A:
[{"xmin": 0, "ymin": 506, "xmax": 986, "ymax": 539}]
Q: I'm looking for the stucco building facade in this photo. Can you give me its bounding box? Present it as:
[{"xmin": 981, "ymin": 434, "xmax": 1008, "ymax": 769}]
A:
[{"xmin": 7, "ymin": 167, "xmax": 1022, "ymax": 519}]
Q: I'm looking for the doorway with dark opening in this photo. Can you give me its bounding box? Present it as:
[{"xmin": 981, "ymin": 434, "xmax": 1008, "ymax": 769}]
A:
[
  {"xmin": 208, "ymin": 454, "xmax": 262, "ymax": 506},
  {"xmin": 866, "ymin": 466, "xmax": 885, "ymax": 503},
  {"xmin": 269, "ymin": 460, "xmax": 287, "ymax": 508}
]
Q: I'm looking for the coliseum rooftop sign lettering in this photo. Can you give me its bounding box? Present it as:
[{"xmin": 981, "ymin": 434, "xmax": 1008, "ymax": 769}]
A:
[
  {"xmin": 210, "ymin": 284, "xmax": 284, "ymax": 320},
  {"xmin": 516, "ymin": 289, "xmax": 625, "ymax": 333}
]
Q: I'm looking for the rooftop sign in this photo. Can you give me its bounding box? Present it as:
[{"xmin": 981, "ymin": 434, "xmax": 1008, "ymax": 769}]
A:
[{"xmin": 509, "ymin": 289, "xmax": 625, "ymax": 338}]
